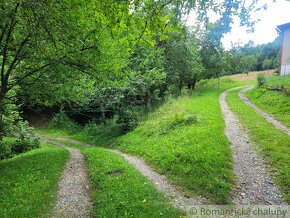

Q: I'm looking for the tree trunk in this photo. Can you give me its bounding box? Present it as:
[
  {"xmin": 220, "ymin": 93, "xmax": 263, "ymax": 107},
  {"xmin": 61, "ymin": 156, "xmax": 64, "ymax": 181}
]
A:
[
  {"xmin": 179, "ymin": 80, "xmax": 183, "ymax": 94},
  {"xmin": 100, "ymin": 103, "xmax": 106, "ymax": 125},
  {"xmin": 146, "ymin": 90, "xmax": 153, "ymax": 112},
  {"xmin": 0, "ymin": 97, "xmax": 4, "ymax": 141},
  {"xmin": 191, "ymin": 77, "xmax": 197, "ymax": 90}
]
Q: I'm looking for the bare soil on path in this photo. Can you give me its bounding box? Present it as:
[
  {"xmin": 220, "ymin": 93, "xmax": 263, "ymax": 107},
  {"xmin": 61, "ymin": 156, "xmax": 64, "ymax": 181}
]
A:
[{"xmin": 220, "ymin": 86, "xmax": 286, "ymax": 205}]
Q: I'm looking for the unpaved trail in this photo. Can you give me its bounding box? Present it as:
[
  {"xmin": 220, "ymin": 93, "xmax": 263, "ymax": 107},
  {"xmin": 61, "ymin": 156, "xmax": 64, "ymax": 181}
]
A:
[
  {"xmin": 109, "ymin": 149, "xmax": 206, "ymax": 210},
  {"xmin": 42, "ymin": 135, "xmax": 206, "ymax": 210},
  {"xmin": 239, "ymin": 85, "xmax": 290, "ymax": 135},
  {"xmin": 220, "ymin": 86, "xmax": 285, "ymax": 205},
  {"xmin": 43, "ymin": 140, "xmax": 92, "ymax": 217}
]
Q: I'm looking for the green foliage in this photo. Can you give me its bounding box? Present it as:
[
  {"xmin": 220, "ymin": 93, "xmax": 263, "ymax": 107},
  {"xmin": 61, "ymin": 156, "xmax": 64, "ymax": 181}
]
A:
[
  {"xmin": 0, "ymin": 145, "xmax": 69, "ymax": 217},
  {"xmin": 257, "ymin": 73, "xmax": 266, "ymax": 87},
  {"xmin": 13, "ymin": 122, "xmax": 41, "ymax": 154},
  {"xmin": 227, "ymin": 89, "xmax": 290, "ymax": 203},
  {"xmin": 48, "ymin": 109, "xmax": 82, "ymax": 134},
  {"xmin": 0, "ymin": 122, "xmax": 41, "ymax": 159},
  {"xmin": 0, "ymin": 139, "xmax": 13, "ymax": 160}
]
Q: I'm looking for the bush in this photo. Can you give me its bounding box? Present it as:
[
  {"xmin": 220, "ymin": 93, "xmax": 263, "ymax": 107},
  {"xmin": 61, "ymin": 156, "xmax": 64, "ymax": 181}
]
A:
[
  {"xmin": 0, "ymin": 140, "xmax": 12, "ymax": 160},
  {"xmin": 13, "ymin": 122, "xmax": 41, "ymax": 154},
  {"xmin": 257, "ymin": 73, "xmax": 266, "ymax": 87},
  {"xmin": 48, "ymin": 109, "xmax": 82, "ymax": 134},
  {"xmin": 117, "ymin": 108, "xmax": 140, "ymax": 131}
]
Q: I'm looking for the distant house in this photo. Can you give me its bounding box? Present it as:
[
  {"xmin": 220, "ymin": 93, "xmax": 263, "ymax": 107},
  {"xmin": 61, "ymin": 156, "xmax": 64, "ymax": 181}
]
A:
[{"xmin": 277, "ymin": 22, "xmax": 290, "ymax": 75}]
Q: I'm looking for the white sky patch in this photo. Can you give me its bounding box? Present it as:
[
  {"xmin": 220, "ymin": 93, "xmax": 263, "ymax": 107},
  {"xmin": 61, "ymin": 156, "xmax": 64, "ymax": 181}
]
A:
[{"xmin": 185, "ymin": 0, "xmax": 290, "ymax": 50}]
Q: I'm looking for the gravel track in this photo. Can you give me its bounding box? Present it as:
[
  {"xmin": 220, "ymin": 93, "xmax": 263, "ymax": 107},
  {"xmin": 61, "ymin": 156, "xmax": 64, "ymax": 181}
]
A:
[
  {"xmin": 239, "ymin": 85, "xmax": 290, "ymax": 135},
  {"xmin": 220, "ymin": 86, "xmax": 286, "ymax": 205},
  {"xmin": 43, "ymin": 140, "xmax": 92, "ymax": 217},
  {"xmin": 109, "ymin": 149, "xmax": 207, "ymax": 210},
  {"xmin": 42, "ymin": 135, "xmax": 206, "ymax": 210}
]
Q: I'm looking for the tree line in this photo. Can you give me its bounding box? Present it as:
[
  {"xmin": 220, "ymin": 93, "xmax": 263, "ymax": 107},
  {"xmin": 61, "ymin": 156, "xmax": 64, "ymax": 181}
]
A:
[{"xmin": 0, "ymin": 0, "xmax": 282, "ymax": 140}]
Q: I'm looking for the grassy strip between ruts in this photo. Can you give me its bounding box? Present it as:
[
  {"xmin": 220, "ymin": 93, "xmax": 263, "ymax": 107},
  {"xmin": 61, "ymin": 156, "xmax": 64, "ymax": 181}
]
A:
[
  {"xmin": 45, "ymin": 138, "xmax": 183, "ymax": 217},
  {"xmin": 226, "ymin": 88, "xmax": 290, "ymax": 203},
  {"xmin": 244, "ymin": 87, "xmax": 290, "ymax": 127},
  {"xmin": 0, "ymin": 144, "xmax": 69, "ymax": 217}
]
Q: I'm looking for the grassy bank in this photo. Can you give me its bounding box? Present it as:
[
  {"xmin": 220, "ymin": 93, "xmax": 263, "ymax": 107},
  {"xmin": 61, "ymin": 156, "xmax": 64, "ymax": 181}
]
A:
[
  {"xmin": 227, "ymin": 88, "xmax": 290, "ymax": 203},
  {"xmin": 0, "ymin": 145, "xmax": 69, "ymax": 217},
  {"xmin": 113, "ymin": 79, "xmax": 254, "ymax": 203},
  {"xmin": 244, "ymin": 75, "xmax": 290, "ymax": 127},
  {"xmin": 44, "ymin": 138, "xmax": 183, "ymax": 217}
]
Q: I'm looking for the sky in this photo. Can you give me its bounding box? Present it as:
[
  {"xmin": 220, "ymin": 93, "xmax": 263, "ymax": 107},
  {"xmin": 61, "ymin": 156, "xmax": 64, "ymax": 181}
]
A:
[{"xmin": 185, "ymin": 0, "xmax": 290, "ymax": 50}]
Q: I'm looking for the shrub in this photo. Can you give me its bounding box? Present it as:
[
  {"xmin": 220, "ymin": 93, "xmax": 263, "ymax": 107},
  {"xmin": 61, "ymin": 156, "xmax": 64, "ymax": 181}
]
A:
[
  {"xmin": 257, "ymin": 73, "xmax": 266, "ymax": 87},
  {"xmin": 13, "ymin": 122, "xmax": 41, "ymax": 154},
  {"xmin": 117, "ymin": 108, "xmax": 140, "ymax": 131},
  {"xmin": 48, "ymin": 109, "xmax": 81, "ymax": 134},
  {"xmin": 0, "ymin": 140, "xmax": 12, "ymax": 160}
]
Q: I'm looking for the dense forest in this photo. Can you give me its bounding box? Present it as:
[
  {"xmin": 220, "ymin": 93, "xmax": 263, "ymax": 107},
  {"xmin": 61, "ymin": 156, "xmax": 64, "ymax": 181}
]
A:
[{"xmin": 0, "ymin": 0, "xmax": 282, "ymax": 146}]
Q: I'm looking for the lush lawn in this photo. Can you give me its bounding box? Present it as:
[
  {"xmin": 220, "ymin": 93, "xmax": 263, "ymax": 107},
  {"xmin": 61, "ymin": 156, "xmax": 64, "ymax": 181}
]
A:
[
  {"xmin": 43, "ymin": 137, "xmax": 183, "ymax": 217},
  {"xmin": 227, "ymin": 88, "xmax": 290, "ymax": 203},
  {"xmin": 0, "ymin": 144, "xmax": 69, "ymax": 217}
]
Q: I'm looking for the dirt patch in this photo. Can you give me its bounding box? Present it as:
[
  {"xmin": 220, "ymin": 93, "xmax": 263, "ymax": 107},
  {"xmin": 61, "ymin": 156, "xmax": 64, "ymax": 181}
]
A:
[{"xmin": 107, "ymin": 170, "xmax": 123, "ymax": 177}]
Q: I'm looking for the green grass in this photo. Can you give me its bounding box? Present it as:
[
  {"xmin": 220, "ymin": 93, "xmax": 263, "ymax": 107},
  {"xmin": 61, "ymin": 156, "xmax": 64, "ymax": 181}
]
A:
[
  {"xmin": 112, "ymin": 79, "xmax": 254, "ymax": 204},
  {"xmin": 37, "ymin": 118, "xmax": 124, "ymax": 147},
  {"xmin": 227, "ymin": 88, "xmax": 290, "ymax": 203},
  {"xmin": 43, "ymin": 137, "xmax": 183, "ymax": 217},
  {"xmin": 38, "ymin": 78, "xmax": 254, "ymax": 204},
  {"xmin": 244, "ymin": 87, "xmax": 290, "ymax": 127},
  {"xmin": 0, "ymin": 144, "xmax": 69, "ymax": 217},
  {"xmin": 263, "ymin": 74, "xmax": 290, "ymax": 89}
]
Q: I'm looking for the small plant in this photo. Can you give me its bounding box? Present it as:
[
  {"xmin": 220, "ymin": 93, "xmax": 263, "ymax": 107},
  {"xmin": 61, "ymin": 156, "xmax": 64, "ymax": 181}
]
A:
[{"xmin": 257, "ymin": 73, "xmax": 266, "ymax": 87}]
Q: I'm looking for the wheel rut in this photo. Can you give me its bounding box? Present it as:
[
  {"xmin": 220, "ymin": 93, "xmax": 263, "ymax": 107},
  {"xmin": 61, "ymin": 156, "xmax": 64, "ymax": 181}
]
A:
[
  {"xmin": 220, "ymin": 86, "xmax": 286, "ymax": 205},
  {"xmin": 239, "ymin": 85, "xmax": 290, "ymax": 135},
  {"xmin": 43, "ymin": 140, "xmax": 92, "ymax": 217}
]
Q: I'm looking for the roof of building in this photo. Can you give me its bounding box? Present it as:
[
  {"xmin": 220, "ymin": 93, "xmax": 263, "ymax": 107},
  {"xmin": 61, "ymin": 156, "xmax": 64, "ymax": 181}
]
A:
[{"xmin": 277, "ymin": 22, "xmax": 290, "ymax": 32}]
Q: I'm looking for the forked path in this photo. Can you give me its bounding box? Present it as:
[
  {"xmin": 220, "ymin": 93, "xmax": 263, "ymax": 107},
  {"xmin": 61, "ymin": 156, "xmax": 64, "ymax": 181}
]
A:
[
  {"xmin": 220, "ymin": 86, "xmax": 285, "ymax": 205},
  {"xmin": 239, "ymin": 85, "xmax": 290, "ymax": 135},
  {"xmin": 43, "ymin": 140, "xmax": 92, "ymax": 217},
  {"xmin": 42, "ymin": 135, "xmax": 206, "ymax": 210}
]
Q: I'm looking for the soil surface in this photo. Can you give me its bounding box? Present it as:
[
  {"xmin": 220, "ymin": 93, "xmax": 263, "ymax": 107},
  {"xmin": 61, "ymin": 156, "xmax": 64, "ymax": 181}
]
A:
[
  {"xmin": 220, "ymin": 86, "xmax": 286, "ymax": 205},
  {"xmin": 43, "ymin": 140, "xmax": 92, "ymax": 217},
  {"xmin": 239, "ymin": 85, "xmax": 290, "ymax": 135}
]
